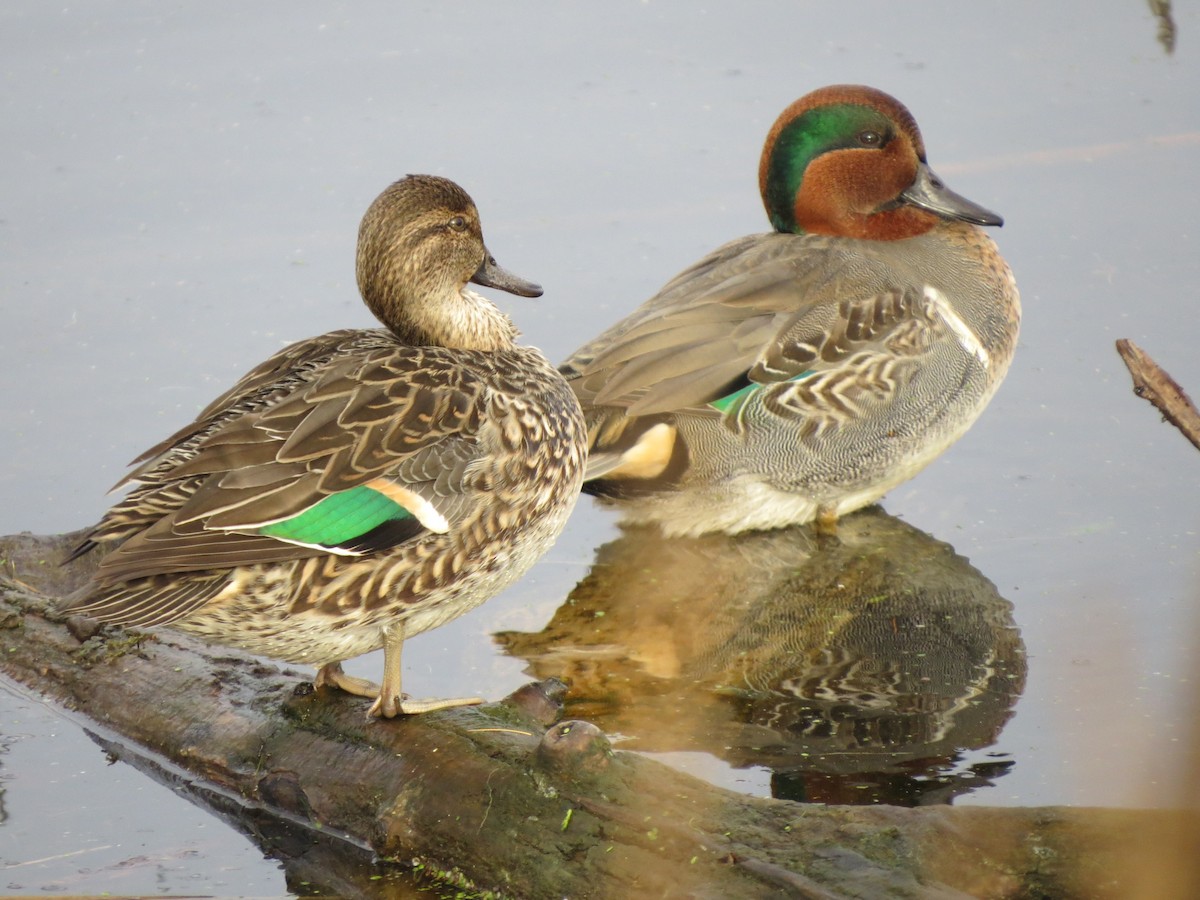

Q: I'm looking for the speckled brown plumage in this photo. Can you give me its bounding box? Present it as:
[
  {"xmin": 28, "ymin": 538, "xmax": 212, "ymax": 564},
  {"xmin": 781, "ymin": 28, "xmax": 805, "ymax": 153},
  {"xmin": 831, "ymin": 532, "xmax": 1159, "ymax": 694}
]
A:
[{"xmin": 64, "ymin": 174, "xmax": 587, "ymax": 717}]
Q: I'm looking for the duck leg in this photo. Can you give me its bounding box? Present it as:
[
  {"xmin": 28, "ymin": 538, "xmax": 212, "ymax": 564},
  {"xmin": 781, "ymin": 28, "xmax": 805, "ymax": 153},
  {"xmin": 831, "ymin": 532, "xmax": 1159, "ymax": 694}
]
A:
[
  {"xmin": 815, "ymin": 505, "xmax": 841, "ymax": 536},
  {"xmin": 372, "ymin": 622, "xmax": 485, "ymax": 717},
  {"xmin": 315, "ymin": 626, "xmax": 485, "ymax": 717},
  {"xmin": 315, "ymin": 661, "xmax": 379, "ymax": 699}
]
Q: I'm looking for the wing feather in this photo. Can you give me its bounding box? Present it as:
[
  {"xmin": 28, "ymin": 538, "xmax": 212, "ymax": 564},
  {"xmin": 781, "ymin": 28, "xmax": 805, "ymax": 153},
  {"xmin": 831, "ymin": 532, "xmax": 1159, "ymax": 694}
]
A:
[
  {"xmin": 565, "ymin": 233, "xmax": 915, "ymax": 415},
  {"xmin": 75, "ymin": 333, "xmax": 491, "ymax": 591}
]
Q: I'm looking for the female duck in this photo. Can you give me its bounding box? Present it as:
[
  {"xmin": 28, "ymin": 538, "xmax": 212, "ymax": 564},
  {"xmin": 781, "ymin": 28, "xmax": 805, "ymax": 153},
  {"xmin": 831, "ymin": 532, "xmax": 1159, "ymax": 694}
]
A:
[
  {"xmin": 563, "ymin": 85, "xmax": 1019, "ymax": 535},
  {"xmin": 65, "ymin": 174, "xmax": 587, "ymax": 717}
]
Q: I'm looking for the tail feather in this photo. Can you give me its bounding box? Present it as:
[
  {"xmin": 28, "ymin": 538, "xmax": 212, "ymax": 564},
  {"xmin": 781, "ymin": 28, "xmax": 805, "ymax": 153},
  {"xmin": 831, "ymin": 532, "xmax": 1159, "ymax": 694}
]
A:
[{"xmin": 61, "ymin": 574, "xmax": 228, "ymax": 628}]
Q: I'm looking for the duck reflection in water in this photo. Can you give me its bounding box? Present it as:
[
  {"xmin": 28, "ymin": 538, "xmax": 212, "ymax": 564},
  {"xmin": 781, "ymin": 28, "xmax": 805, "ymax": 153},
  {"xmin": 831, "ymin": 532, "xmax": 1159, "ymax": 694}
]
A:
[{"xmin": 497, "ymin": 508, "xmax": 1025, "ymax": 807}]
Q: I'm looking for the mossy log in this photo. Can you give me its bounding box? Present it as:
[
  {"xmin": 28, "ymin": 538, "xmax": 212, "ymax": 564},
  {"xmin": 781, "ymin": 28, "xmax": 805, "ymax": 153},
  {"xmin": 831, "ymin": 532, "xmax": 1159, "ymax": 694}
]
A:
[{"xmin": 1, "ymin": 530, "xmax": 1197, "ymax": 899}]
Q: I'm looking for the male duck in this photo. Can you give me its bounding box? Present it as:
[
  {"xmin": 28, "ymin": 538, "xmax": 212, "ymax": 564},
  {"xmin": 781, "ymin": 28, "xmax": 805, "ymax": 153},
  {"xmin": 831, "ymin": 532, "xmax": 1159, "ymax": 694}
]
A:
[
  {"xmin": 562, "ymin": 85, "xmax": 1019, "ymax": 536},
  {"xmin": 64, "ymin": 174, "xmax": 587, "ymax": 717}
]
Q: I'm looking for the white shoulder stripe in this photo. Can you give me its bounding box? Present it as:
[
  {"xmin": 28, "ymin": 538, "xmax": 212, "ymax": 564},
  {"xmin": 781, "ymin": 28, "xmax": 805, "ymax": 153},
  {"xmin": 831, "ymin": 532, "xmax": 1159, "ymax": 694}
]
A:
[{"xmin": 924, "ymin": 285, "xmax": 990, "ymax": 369}]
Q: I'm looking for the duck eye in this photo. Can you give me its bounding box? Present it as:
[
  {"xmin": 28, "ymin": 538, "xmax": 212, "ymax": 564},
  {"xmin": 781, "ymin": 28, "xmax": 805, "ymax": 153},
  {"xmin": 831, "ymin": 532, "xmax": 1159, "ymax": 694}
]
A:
[
  {"xmin": 447, "ymin": 215, "xmax": 467, "ymax": 232},
  {"xmin": 857, "ymin": 130, "xmax": 882, "ymax": 147}
]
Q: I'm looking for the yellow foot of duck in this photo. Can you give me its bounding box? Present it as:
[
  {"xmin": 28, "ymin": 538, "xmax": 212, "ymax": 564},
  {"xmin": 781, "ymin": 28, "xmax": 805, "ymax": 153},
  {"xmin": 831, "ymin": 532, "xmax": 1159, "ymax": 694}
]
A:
[{"xmin": 315, "ymin": 662, "xmax": 483, "ymax": 718}]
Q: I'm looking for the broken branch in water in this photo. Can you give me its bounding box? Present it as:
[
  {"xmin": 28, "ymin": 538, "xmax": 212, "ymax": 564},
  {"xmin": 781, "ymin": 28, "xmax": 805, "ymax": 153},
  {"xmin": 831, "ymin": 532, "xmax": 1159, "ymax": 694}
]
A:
[{"xmin": 1116, "ymin": 338, "xmax": 1200, "ymax": 453}]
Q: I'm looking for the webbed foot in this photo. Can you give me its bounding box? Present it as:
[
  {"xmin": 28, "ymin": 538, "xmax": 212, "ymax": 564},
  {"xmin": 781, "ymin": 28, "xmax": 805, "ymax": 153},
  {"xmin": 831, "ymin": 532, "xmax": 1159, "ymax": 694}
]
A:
[{"xmin": 367, "ymin": 692, "xmax": 484, "ymax": 718}]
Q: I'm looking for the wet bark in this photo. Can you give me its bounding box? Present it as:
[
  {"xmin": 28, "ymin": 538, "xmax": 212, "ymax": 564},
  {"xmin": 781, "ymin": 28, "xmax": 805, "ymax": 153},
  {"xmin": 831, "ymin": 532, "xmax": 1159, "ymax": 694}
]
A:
[
  {"xmin": 1117, "ymin": 338, "xmax": 1200, "ymax": 452},
  {"xmin": 2, "ymin": 530, "xmax": 1197, "ymax": 899}
]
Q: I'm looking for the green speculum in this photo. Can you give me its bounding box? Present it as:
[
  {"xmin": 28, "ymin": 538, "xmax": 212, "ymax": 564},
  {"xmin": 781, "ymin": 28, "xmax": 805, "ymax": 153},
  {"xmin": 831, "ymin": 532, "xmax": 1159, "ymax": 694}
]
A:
[
  {"xmin": 708, "ymin": 369, "xmax": 816, "ymax": 417},
  {"xmin": 260, "ymin": 484, "xmax": 411, "ymax": 547},
  {"xmin": 708, "ymin": 381, "xmax": 759, "ymax": 416},
  {"xmin": 762, "ymin": 104, "xmax": 891, "ymax": 233}
]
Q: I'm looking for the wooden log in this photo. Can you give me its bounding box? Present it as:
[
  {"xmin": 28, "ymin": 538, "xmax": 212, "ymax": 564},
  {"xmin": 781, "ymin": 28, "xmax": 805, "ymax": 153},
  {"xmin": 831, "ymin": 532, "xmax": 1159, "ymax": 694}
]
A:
[{"xmin": 2, "ymin": 530, "xmax": 1198, "ymax": 899}]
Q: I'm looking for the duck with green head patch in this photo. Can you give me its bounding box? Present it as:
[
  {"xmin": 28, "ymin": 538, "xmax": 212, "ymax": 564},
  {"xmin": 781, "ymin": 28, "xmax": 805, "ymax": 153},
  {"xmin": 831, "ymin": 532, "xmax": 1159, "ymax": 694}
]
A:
[
  {"xmin": 64, "ymin": 174, "xmax": 587, "ymax": 718},
  {"xmin": 562, "ymin": 85, "xmax": 1019, "ymax": 535}
]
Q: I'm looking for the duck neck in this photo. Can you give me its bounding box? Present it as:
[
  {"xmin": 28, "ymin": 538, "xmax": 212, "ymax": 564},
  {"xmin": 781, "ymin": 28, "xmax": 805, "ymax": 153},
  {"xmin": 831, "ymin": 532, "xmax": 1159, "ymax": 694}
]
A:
[
  {"xmin": 367, "ymin": 284, "xmax": 519, "ymax": 351},
  {"xmin": 793, "ymin": 198, "xmax": 940, "ymax": 241}
]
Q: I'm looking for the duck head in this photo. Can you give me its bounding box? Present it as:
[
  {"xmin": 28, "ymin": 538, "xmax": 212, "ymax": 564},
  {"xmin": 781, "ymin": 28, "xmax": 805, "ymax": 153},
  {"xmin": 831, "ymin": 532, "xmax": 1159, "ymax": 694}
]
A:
[
  {"xmin": 356, "ymin": 174, "xmax": 542, "ymax": 349},
  {"xmin": 758, "ymin": 85, "xmax": 1002, "ymax": 240}
]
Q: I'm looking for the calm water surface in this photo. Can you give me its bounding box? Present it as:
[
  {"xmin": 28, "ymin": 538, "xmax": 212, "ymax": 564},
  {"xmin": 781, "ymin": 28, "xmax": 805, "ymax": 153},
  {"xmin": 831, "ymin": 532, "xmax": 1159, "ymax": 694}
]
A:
[{"xmin": 2, "ymin": 1, "xmax": 1199, "ymax": 895}]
